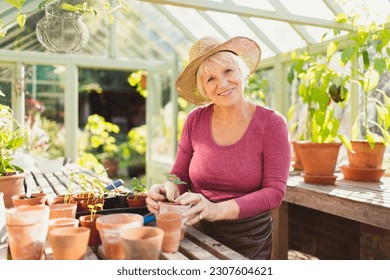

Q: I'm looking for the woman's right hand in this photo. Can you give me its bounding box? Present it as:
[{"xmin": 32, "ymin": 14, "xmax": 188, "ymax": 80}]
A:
[{"xmin": 145, "ymin": 183, "xmax": 169, "ymax": 215}]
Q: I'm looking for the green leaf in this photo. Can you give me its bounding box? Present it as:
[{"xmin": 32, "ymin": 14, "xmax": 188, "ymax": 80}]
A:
[
  {"xmin": 363, "ymin": 68, "xmax": 379, "ymax": 92},
  {"xmin": 327, "ymin": 41, "xmax": 338, "ymax": 58},
  {"xmin": 373, "ymin": 58, "xmax": 387, "ymax": 75},
  {"xmin": 334, "ymin": 13, "xmax": 348, "ymax": 23},
  {"xmin": 16, "ymin": 13, "xmax": 26, "ymax": 28},
  {"xmin": 61, "ymin": 3, "xmax": 78, "ymax": 12},
  {"xmin": 362, "ymin": 50, "xmax": 370, "ymax": 70},
  {"xmin": 4, "ymin": 0, "xmax": 24, "ymax": 10},
  {"xmin": 341, "ymin": 47, "xmax": 355, "ymax": 66},
  {"xmin": 339, "ymin": 134, "xmax": 352, "ymax": 151}
]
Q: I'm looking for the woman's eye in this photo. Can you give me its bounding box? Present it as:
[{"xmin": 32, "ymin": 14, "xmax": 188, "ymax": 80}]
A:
[
  {"xmin": 207, "ymin": 77, "xmax": 214, "ymax": 83},
  {"xmin": 225, "ymin": 69, "xmax": 232, "ymax": 74}
]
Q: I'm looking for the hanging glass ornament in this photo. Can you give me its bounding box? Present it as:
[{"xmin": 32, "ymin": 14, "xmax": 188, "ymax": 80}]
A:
[{"xmin": 36, "ymin": 8, "xmax": 89, "ymax": 53}]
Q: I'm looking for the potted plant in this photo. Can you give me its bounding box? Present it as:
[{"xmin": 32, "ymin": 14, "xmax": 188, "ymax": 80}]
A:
[
  {"xmin": 79, "ymin": 201, "xmax": 103, "ymax": 246},
  {"xmin": 0, "ymin": 103, "xmax": 26, "ymax": 208},
  {"xmin": 333, "ymin": 13, "xmax": 390, "ymax": 181},
  {"xmin": 126, "ymin": 176, "xmax": 148, "ymax": 208},
  {"xmin": 287, "ymin": 50, "xmax": 348, "ymax": 185}
]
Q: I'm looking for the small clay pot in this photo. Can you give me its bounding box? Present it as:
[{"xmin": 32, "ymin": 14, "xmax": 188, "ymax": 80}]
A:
[
  {"xmin": 49, "ymin": 203, "xmax": 77, "ymax": 219},
  {"xmin": 158, "ymin": 201, "xmax": 191, "ymax": 240},
  {"xmin": 79, "ymin": 214, "xmax": 103, "ymax": 246},
  {"xmin": 126, "ymin": 193, "xmax": 147, "ymax": 208},
  {"xmin": 156, "ymin": 212, "xmax": 182, "ymax": 253},
  {"xmin": 12, "ymin": 193, "xmax": 47, "ymax": 208},
  {"xmin": 48, "ymin": 227, "xmax": 90, "ymax": 260},
  {"xmin": 120, "ymin": 226, "xmax": 164, "ymax": 260}
]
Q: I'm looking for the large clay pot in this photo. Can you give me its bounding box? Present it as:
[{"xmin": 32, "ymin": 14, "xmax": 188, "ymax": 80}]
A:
[
  {"xmin": 5, "ymin": 205, "xmax": 50, "ymax": 259},
  {"xmin": 158, "ymin": 201, "xmax": 191, "ymax": 240},
  {"xmin": 340, "ymin": 141, "xmax": 386, "ymax": 182},
  {"xmin": 347, "ymin": 141, "xmax": 385, "ymax": 169},
  {"xmin": 79, "ymin": 214, "xmax": 102, "ymax": 246},
  {"xmin": 298, "ymin": 142, "xmax": 342, "ymax": 185},
  {"xmin": 156, "ymin": 212, "xmax": 182, "ymax": 253},
  {"xmin": 48, "ymin": 227, "xmax": 90, "ymax": 260},
  {"xmin": 12, "ymin": 193, "xmax": 47, "ymax": 208},
  {"xmin": 0, "ymin": 173, "xmax": 25, "ymax": 208},
  {"xmin": 49, "ymin": 203, "xmax": 77, "ymax": 219},
  {"xmin": 291, "ymin": 141, "xmax": 303, "ymax": 171},
  {"xmin": 96, "ymin": 213, "xmax": 143, "ymax": 260},
  {"xmin": 120, "ymin": 226, "xmax": 163, "ymax": 260}
]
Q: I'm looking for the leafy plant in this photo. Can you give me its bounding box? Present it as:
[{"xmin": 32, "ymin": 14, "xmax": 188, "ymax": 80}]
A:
[
  {"xmin": 119, "ymin": 124, "xmax": 146, "ymax": 169},
  {"xmin": 332, "ymin": 11, "xmax": 390, "ymax": 150},
  {"xmin": 130, "ymin": 175, "xmax": 147, "ymax": 194},
  {"xmin": 287, "ymin": 51, "xmax": 349, "ymax": 143},
  {"xmin": 0, "ymin": 103, "xmax": 25, "ymax": 176},
  {"xmin": 128, "ymin": 70, "xmax": 148, "ymax": 98},
  {"xmin": 87, "ymin": 203, "xmax": 103, "ymax": 221}
]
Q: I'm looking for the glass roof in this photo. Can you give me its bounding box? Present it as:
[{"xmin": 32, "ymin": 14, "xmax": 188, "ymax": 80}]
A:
[{"xmin": 0, "ymin": 0, "xmax": 389, "ymax": 63}]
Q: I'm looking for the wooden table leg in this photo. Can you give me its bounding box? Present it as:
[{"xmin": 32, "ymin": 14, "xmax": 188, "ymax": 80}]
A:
[{"xmin": 271, "ymin": 201, "xmax": 288, "ymax": 260}]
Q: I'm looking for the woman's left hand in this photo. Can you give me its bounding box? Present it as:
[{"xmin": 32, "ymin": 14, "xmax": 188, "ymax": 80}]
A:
[{"xmin": 175, "ymin": 192, "xmax": 218, "ymax": 226}]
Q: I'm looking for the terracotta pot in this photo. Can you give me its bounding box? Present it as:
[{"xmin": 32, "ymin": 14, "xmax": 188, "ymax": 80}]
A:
[
  {"xmin": 120, "ymin": 226, "xmax": 163, "ymax": 260},
  {"xmin": 12, "ymin": 193, "xmax": 47, "ymax": 208},
  {"xmin": 79, "ymin": 214, "xmax": 103, "ymax": 246},
  {"xmin": 77, "ymin": 197, "xmax": 104, "ymax": 212},
  {"xmin": 96, "ymin": 213, "xmax": 143, "ymax": 260},
  {"xmin": 158, "ymin": 201, "xmax": 191, "ymax": 240},
  {"xmin": 49, "ymin": 203, "xmax": 77, "ymax": 219},
  {"xmin": 156, "ymin": 212, "xmax": 182, "ymax": 253},
  {"xmin": 0, "ymin": 173, "xmax": 25, "ymax": 208},
  {"xmin": 48, "ymin": 227, "xmax": 90, "ymax": 260},
  {"xmin": 5, "ymin": 205, "xmax": 50, "ymax": 259},
  {"xmin": 347, "ymin": 141, "xmax": 386, "ymax": 169},
  {"xmin": 48, "ymin": 217, "xmax": 79, "ymax": 235},
  {"xmin": 299, "ymin": 142, "xmax": 341, "ymax": 185},
  {"xmin": 291, "ymin": 141, "xmax": 303, "ymax": 170},
  {"xmin": 126, "ymin": 193, "xmax": 147, "ymax": 208},
  {"xmin": 51, "ymin": 194, "xmax": 76, "ymax": 205},
  {"xmin": 340, "ymin": 165, "xmax": 385, "ymax": 182}
]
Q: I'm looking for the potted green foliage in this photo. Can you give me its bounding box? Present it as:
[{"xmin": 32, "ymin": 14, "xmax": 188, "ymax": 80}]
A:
[
  {"xmin": 126, "ymin": 176, "xmax": 148, "ymax": 207},
  {"xmin": 287, "ymin": 49, "xmax": 348, "ymax": 185},
  {"xmin": 332, "ymin": 12, "xmax": 390, "ymax": 181},
  {"xmin": 0, "ymin": 102, "xmax": 26, "ymax": 207}
]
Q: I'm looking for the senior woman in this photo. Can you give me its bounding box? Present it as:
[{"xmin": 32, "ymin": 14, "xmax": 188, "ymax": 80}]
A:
[{"xmin": 146, "ymin": 36, "xmax": 291, "ymax": 259}]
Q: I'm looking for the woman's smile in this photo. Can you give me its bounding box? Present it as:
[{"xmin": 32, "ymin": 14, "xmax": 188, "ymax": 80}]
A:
[{"xmin": 217, "ymin": 87, "xmax": 235, "ymax": 96}]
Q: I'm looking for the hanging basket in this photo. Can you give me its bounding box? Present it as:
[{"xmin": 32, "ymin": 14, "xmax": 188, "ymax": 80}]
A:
[{"xmin": 36, "ymin": 8, "xmax": 89, "ymax": 53}]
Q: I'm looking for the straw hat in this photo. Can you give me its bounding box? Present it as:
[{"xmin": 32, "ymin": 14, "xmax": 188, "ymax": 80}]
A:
[{"xmin": 176, "ymin": 36, "xmax": 261, "ymax": 105}]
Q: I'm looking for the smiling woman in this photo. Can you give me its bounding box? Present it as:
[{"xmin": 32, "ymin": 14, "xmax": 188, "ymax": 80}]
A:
[{"xmin": 146, "ymin": 36, "xmax": 291, "ymax": 260}]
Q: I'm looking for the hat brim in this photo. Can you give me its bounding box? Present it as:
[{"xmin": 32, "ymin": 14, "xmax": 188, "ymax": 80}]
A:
[{"xmin": 175, "ymin": 36, "xmax": 261, "ymax": 105}]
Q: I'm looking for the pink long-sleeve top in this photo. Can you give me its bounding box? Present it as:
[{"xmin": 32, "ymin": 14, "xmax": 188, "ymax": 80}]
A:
[{"xmin": 171, "ymin": 104, "xmax": 291, "ymax": 219}]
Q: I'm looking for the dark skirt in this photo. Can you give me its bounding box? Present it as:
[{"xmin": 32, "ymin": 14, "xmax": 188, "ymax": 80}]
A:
[{"xmin": 195, "ymin": 211, "xmax": 272, "ymax": 260}]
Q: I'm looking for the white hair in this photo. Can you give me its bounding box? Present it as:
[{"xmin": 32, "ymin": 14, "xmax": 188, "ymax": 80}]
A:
[{"xmin": 196, "ymin": 51, "xmax": 250, "ymax": 98}]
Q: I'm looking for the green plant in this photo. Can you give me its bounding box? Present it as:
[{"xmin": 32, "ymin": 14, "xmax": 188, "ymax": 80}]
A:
[
  {"xmin": 128, "ymin": 70, "xmax": 148, "ymax": 98},
  {"xmin": 0, "ymin": 102, "xmax": 25, "ymax": 176},
  {"xmin": 332, "ymin": 11, "xmax": 390, "ymax": 150},
  {"xmin": 80, "ymin": 114, "xmax": 120, "ymax": 161},
  {"xmin": 287, "ymin": 51, "xmax": 348, "ymax": 143},
  {"xmin": 130, "ymin": 175, "xmax": 147, "ymax": 194},
  {"xmin": 164, "ymin": 174, "xmax": 186, "ymax": 202},
  {"xmin": 87, "ymin": 203, "xmax": 102, "ymax": 221},
  {"xmin": 119, "ymin": 124, "xmax": 146, "ymax": 169}
]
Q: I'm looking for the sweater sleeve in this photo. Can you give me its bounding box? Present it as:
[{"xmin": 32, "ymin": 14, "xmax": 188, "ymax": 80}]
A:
[
  {"xmin": 170, "ymin": 112, "xmax": 194, "ymax": 194},
  {"xmin": 235, "ymin": 112, "xmax": 291, "ymax": 218}
]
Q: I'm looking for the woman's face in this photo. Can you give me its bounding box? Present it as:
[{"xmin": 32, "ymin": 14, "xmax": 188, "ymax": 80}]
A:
[{"xmin": 200, "ymin": 57, "xmax": 244, "ymax": 106}]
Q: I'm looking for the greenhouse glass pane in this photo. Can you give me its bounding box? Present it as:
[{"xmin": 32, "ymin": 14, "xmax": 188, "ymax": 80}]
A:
[
  {"xmin": 250, "ymin": 18, "xmax": 307, "ymax": 53},
  {"xmin": 164, "ymin": 6, "xmax": 221, "ymax": 39},
  {"xmin": 278, "ymin": 0, "xmax": 335, "ymax": 20},
  {"xmin": 232, "ymin": 0, "xmax": 275, "ymax": 11},
  {"xmin": 337, "ymin": 0, "xmax": 390, "ymax": 25}
]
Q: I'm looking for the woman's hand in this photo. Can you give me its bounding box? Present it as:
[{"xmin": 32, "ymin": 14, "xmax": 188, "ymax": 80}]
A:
[
  {"xmin": 146, "ymin": 182, "xmax": 180, "ymax": 215},
  {"xmin": 175, "ymin": 192, "xmax": 240, "ymax": 225}
]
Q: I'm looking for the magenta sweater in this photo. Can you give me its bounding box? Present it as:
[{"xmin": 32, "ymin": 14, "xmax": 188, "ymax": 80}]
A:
[{"xmin": 171, "ymin": 104, "xmax": 291, "ymax": 219}]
